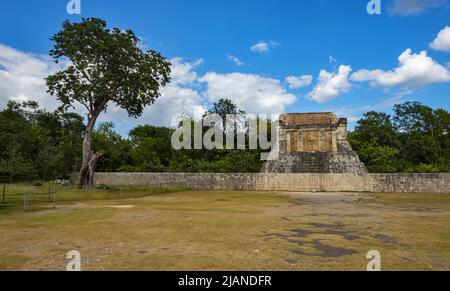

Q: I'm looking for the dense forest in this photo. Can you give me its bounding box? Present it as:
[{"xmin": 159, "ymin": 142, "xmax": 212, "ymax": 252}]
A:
[
  {"xmin": 349, "ymin": 102, "xmax": 449, "ymax": 173},
  {"xmin": 0, "ymin": 99, "xmax": 448, "ymax": 182}
]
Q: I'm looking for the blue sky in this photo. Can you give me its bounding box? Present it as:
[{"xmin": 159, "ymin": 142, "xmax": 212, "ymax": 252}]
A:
[{"xmin": 0, "ymin": 0, "xmax": 449, "ymax": 133}]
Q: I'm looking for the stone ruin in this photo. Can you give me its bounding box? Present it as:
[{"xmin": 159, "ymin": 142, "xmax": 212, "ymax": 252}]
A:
[{"xmin": 262, "ymin": 113, "xmax": 367, "ymax": 175}]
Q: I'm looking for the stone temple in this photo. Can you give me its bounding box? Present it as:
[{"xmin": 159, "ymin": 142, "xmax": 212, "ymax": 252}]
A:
[{"xmin": 262, "ymin": 113, "xmax": 367, "ymax": 175}]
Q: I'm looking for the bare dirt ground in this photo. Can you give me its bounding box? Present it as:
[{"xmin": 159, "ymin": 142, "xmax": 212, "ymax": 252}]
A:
[
  {"xmin": 0, "ymin": 190, "xmax": 449, "ymax": 271},
  {"xmin": 282, "ymin": 192, "xmax": 374, "ymax": 203}
]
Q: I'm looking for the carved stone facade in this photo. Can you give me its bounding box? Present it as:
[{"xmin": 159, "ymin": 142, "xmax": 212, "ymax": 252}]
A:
[{"xmin": 262, "ymin": 113, "xmax": 367, "ymax": 175}]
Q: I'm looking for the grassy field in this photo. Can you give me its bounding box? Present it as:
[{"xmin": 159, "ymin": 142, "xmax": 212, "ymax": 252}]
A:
[
  {"xmin": 0, "ymin": 188, "xmax": 449, "ymax": 271},
  {"xmin": 0, "ymin": 183, "xmax": 186, "ymax": 214}
]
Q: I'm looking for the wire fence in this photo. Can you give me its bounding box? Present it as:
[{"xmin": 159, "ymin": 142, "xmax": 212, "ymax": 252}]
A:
[{"xmin": 0, "ymin": 182, "xmax": 187, "ymax": 212}]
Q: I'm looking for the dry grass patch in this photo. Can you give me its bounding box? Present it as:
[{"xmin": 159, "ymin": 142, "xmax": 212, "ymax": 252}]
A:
[{"xmin": 0, "ymin": 190, "xmax": 449, "ymax": 271}]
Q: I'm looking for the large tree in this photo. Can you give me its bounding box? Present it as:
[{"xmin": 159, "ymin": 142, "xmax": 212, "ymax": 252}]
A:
[{"xmin": 46, "ymin": 18, "xmax": 171, "ymax": 188}]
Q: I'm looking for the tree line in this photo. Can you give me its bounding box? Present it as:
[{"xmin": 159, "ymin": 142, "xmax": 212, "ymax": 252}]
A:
[
  {"xmin": 0, "ymin": 101, "xmax": 83, "ymax": 182},
  {"xmin": 0, "ymin": 99, "xmax": 448, "ymax": 182},
  {"xmin": 348, "ymin": 102, "xmax": 449, "ymax": 173}
]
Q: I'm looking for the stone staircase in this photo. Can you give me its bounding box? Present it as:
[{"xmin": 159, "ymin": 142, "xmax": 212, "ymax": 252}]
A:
[
  {"xmin": 283, "ymin": 152, "xmax": 329, "ymax": 173},
  {"xmin": 298, "ymin": 153, "xmax": 325, "ymax": 173}
]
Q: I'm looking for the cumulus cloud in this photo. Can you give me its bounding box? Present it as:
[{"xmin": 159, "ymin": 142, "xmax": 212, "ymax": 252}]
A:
[
  {"xmin": 226, "ymin": 54, "xmax": 244, "ymax": 66},
  {"xmin": 0, "ymin": 44, "xmax": 206, "ymax": 127},
  {"xmin": 351, "ymin": 49, "xmax": 450, "ymax": 89},
  {"xmin": 169, "ymin": 57, "xmax": 203, "ymax": 84},
  {"xmin": 308, "ymin": 65, "xmax": 352, "ymax": 103},
  {"xmin": 199, "ymin": 72, "xmax": 296, "ymax": 114},
  {"xmin": 250, "ymin": 41, "xmax": 281, "ymax": 53},
  {"xmin": 285, "ymin": 75, "xmax": 313, "ymax": 89},
  {"xmin": 137, "ymin": 84, "xmax": 205, "ymax": 127},
  {"xmin": 387, "ymin": 0, "xmax": 448, "ymax": 16},
  {"xmin": 0, "ymin": 44, "xmax": 68, "ymax": 110},
  {"xmin": 135, "ymin": 57, "xmax": 206, "ymax": 127},
  {"xmin": 430, "ymin": 26, "xmax": 450, "ymax": 52},
  {"xmin": 0, "ymin": 43, "xmax": 298, "ymax": 128}
]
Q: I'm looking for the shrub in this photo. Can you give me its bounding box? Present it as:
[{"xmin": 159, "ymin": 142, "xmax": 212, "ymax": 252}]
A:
[{"xmin": 31, "ymin": 181, "xmax": 43, "ymax": 187}]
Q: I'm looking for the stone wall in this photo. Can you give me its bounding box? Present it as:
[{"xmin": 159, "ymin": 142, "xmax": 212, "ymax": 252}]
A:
[
  {"xmin": 78, "ymin": 172, "xmax": 450, "ymax": 193},
  {"xmin": 91, "ymin": 173, "xmax": 258, "ymax": 191},
  {"xmin": 257, "ymin": 173, "xmax": 450, "ymax": 193}
]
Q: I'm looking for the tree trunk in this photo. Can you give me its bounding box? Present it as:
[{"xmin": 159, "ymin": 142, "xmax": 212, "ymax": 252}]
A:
[
  {"xmin": 79, "ymin": 128, "xmax": 92, "ymax": 188},
  {"xmin": 79, "ymin": 114, "xmax": 102, "ymax": 188},
  {"xmin": 88, "ymin": 152, "xmax": 103, "ymax": 188}
]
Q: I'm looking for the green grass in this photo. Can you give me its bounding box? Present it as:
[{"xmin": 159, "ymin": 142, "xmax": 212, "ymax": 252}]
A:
[
  {"xmin": 0, "ymin": 190, "xmax": 449, "ymax": 271},
  {"xmin": 0, "ymin": 183, "xmax": 187, "ymax": 213}
]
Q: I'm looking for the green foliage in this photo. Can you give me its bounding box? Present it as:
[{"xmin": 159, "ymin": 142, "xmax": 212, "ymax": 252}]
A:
[
  {"xmin": 405, "ymin": 164, "xmax": 442, "ymax": 174},
  {"xmin": 45, "ymin": 18, "xmax": 172, "ymax": 187},
  {"xmin": 349, "ymin": 102, "xmax": 449, "ymax": 173},
  {"xmin": 90, "ymin": 99, "xmax": 264, "ymax": 173},
  {"xmin": 208, "ymin": 98, "xmax": 245, "ymax": 116},
  {"xmin": 356, "ymin": 142, "xmax": 400, "ymax": 173},
  {"xmin": 2, "ymin": 98, "xmax": 447, "ymax": 179},
  {"xmin": 92, "ymin": 122, "xmax": 132, "ymax": 172},
  {"xmin": 46, "ymin": 18, "xmax": 172, "ymax": 118},
  {"xmin": 0, "ymin": 101, "xmax": 84, "ymax": 182},
  {"xmin": 31, "ymin": 181, "xmax": 44, "ymax": 187}
]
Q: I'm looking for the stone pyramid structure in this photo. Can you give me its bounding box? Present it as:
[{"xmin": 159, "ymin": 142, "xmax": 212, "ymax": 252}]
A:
[{"xmin": 262, "ymin": 113, "xmax": 367, "ymax": 175}]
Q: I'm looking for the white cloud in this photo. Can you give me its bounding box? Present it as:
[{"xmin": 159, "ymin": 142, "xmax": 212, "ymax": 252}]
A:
[
  {"xmin": 169, "ymin": 57, "xmax": 203, "ymax": 84},
  {"xmin": 135, "ymin": 57, "xmax": 206, "ymax": 127},
  {"xmin": 0, "ymin": 44, "xmax": 297, "ymax": 129},
  {"xmin": 251, "ymin": 42, "xmax": 269, "ymax": 53},
  {"xmin": 0, "ymin": 44, "xmax": 68, "ymax": 110},
  {"xmin": 226, "ymin": 55, "xmax": 244, "ymax": 66},
  {"xmin": 388, "ymin": 0, "xmax": 447, "ymax": 16},
  {"xmin": 250, "ymin": 41, "xmax": 281, "ymax": 53},
  {"xmin": 199, "ymin": 72, "xmax": 296, "ymax": 114},
  {"xmin": 137, "ymin": 84, "xmax": 205, "ymax": 127},
  {"xmin": 0, "ymin": 45, "xmax": 205, "ymax": 128},
  {"xmin": 351, "ymin": 49, "xmax": 450, "ymax": 88},
  {"xmin": 285, "ymin": 75, "xmax": 313, "ymax": 89},
  {"xmin": 430, "ymin": 26, "xmax": 450, "ymax": 52},
  {"xmin": 308, "ymin": 65, "xmax": 352, "ymax": 103}
]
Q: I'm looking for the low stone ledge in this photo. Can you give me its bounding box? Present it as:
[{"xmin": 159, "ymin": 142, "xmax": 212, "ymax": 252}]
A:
[{"xmin": 71, "ymin": 173, "xmax": 450, "ymax": 193}]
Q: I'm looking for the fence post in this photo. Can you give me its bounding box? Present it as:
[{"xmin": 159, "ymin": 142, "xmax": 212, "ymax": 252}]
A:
[
  {"xmin": 52, "ymin": 192, "xmax": 56, "ymax": 209},
  {"xmin": 1, "ymin": 183, "xmax": 5, "ymax": 204},
  {"xmin": 48, "ymin": 182, "xmax": 52, "ymax": 202},
  {"xmin": 23, "ymin": 192, "xmax": 29, "ymax": 212}
]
